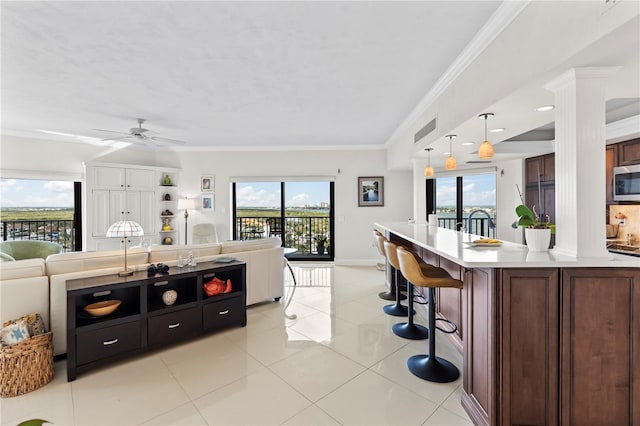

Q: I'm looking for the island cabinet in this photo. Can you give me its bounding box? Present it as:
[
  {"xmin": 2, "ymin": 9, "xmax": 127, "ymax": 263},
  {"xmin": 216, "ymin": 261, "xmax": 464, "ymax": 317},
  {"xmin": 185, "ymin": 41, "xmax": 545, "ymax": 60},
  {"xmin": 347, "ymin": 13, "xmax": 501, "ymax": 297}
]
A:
[{"xmin": 66, "ymin": 261, "xmax": 246, "ymax": 381}]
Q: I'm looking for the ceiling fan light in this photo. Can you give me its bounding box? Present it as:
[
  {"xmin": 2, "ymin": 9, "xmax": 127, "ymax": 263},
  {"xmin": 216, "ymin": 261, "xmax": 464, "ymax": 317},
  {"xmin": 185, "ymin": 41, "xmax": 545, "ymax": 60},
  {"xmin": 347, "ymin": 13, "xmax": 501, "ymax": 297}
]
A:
[
  {"xmin": 445, "ymin": 156, "xmax": 457, "ymax": 170},
  {"xmin": 478, "ymin": 140, "xmax": 494, "ymax": 159},
  {"xmin": 424, "ymin": 165, "xmax": 434, "ymax": 177}
]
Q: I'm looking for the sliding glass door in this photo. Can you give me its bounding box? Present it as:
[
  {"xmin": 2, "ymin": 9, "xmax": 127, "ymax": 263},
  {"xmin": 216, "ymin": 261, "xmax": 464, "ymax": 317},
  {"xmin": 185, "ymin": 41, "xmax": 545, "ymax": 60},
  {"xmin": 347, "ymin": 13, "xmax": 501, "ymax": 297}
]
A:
[{"xmin": 233, "ymin": 180, "xmax": 334, "ymax": 261}]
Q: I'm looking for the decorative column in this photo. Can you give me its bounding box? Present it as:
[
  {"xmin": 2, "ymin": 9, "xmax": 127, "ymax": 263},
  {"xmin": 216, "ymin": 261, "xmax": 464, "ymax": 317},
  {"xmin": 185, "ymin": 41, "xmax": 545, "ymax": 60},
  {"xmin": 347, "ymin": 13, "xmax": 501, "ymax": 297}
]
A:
[{"xmin": 544, "ymin": 67, "xmax": 618, "ymax": 258}]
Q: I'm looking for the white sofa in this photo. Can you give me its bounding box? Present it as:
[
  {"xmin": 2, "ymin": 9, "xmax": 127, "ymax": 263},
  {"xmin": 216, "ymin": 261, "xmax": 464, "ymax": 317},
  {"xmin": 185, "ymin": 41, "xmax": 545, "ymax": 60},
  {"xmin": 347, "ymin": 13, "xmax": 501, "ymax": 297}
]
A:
[{"xmin": 1, "ymin": 237, "xmax": 284, "ymax": 356}]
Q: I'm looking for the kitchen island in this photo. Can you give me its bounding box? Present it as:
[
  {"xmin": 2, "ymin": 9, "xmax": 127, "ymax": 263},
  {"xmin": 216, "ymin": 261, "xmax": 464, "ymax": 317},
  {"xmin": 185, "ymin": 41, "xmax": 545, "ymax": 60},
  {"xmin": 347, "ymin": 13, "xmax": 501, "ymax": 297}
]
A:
[{"xmin": 375, "ymin": 222, "xmax": 639, "ymax": 426}]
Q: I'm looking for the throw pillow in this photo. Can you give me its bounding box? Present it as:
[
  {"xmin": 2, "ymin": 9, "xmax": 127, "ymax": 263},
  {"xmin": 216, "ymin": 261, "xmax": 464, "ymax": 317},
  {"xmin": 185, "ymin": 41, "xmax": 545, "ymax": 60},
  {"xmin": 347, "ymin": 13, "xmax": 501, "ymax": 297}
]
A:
[
  {"xmin": 3, "ymin": 312, "xmax": 47, "ymax": 336},
  {"xmin": 1, "ymin": 319, "xmax": 31, "ymax": 346}
]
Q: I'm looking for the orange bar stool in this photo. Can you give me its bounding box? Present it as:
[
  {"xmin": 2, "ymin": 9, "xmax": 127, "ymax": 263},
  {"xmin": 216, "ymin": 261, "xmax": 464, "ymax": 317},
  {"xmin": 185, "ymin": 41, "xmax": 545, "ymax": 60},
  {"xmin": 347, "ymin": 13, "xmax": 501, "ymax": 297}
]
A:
[
  {"xmin": 397, "ymin": 246, "xmax": 463, "ymax": 383},
  {"xmin": 373, "ymin": 230, "xmax": 406, "ymax": 301},
  {"xmin": 376, "ymin": 237, "xmax": 412, "ymax": 317}
]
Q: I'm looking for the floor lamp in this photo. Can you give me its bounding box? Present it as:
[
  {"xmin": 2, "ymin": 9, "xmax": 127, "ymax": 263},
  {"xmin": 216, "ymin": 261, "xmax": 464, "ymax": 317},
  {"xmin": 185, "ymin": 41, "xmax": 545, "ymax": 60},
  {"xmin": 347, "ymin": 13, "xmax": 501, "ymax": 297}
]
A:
[
  {"xmin": 106, "ymin": 220, "xmax": 144, "ymax": 277},
  {"xmin": 178, "ymin": 197, "xmax": 196, "ymax": 245}
]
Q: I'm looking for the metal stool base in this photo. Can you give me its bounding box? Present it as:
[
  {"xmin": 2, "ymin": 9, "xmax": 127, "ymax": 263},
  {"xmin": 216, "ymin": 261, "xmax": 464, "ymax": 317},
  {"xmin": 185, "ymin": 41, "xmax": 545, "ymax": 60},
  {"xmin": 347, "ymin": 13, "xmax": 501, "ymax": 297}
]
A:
[
  {"xmin": 392, "ymin": 322, "xmax": 428, "ymax": 340},
  {"xmin": 383, "ymin": 304, "xmax": 413, "ymax": 317},
  {"xmin": 407, "ymin": 354, "xmax": 460, "ymax": 383}
]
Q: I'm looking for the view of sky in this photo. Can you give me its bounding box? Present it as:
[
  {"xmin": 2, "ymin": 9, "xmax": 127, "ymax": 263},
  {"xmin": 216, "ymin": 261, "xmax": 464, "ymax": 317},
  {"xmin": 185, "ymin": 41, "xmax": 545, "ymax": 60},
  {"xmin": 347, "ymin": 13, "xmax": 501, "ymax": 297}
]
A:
[
  {"xmin": 236, "ymin": 181, "xmax": 330, "ymax": 208},
  {"xmin": 436, "ymin": 173, "xmax": 496, "ymax": 207},
  {"xmin": 1, "ymin": 178, "xmax": 74, "ymax": 208}
]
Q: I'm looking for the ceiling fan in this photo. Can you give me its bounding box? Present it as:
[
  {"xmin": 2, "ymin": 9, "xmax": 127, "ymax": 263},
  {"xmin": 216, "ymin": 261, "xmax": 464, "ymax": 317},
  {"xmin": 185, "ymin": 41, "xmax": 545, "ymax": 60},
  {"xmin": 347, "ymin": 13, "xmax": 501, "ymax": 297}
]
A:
[{"xmin": 93, "ymin": 118, "xmax": 187, "ymax": 146}]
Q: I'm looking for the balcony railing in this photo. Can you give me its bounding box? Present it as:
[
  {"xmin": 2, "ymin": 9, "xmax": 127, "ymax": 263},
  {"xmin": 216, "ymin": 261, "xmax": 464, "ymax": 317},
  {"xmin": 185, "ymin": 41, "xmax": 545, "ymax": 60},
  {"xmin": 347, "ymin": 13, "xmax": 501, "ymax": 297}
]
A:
[
  {"xmin": 235, "ymin": 216, "xmax": 331, "ymax": 257},
  {"xmin": 1, "ymin": 220, "xmax": 75, "ymax": 251},
  {"xmin": 438, "ymin": 217, "xmax": 496, "ymax": 238}
]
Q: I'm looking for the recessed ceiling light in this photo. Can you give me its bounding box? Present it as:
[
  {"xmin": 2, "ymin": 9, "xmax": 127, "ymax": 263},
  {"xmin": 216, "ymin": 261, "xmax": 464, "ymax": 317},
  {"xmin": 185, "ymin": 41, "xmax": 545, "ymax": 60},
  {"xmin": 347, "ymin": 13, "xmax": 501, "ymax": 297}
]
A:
[
  {"xmin": 461, "ymin": 141, "xmax": 475, "ymax": 146},
  {"xmin": 490, "ymin": 128, "xmax": 505, "ymax": 133},
  {"xmin": 536, "ymin": 105, "xmax": 555, "ymax": 112}
]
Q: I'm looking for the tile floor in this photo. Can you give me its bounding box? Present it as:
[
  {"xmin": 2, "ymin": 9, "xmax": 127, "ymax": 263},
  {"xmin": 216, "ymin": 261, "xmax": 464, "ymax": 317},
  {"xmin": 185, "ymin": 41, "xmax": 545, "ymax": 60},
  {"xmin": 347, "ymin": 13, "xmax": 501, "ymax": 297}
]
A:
[{"xmin": 0, "ymin": 264, "xmax": 472, "ymax": 426}]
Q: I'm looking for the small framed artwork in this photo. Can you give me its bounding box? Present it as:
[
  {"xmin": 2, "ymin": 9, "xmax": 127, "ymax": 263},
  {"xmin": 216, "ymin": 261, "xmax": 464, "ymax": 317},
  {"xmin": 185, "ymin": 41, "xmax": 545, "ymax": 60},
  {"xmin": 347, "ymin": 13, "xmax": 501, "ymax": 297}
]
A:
[
  {"xmin": 200, "ymin": 175, "xmax": 214, "ymax": 193},
  {"xmin": 358, "ymin": 176, "xmax": 384, "ymax": 207},
  {"xmin": 201, "ymin": 195, "xmax": 214, "ymax": 210}
]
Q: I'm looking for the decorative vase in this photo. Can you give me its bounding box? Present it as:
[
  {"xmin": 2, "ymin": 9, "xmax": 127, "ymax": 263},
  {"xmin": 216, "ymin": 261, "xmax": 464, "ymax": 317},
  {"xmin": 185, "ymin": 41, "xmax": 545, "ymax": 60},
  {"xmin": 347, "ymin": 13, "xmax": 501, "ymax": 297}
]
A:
[
  {"xmin": 525, "ymin": 228, "xmax": 551, "ymax": 252},
  {"xmin": 163, "ymin": 175, "xmax": 172, "ymax": 186},
  {"xmin": 317, "ymin": 243, "xmax": 325, "ymax": 255},
  {"xmin": 162, "ymin": 290, "xmax": 177, "ymax": 305}
]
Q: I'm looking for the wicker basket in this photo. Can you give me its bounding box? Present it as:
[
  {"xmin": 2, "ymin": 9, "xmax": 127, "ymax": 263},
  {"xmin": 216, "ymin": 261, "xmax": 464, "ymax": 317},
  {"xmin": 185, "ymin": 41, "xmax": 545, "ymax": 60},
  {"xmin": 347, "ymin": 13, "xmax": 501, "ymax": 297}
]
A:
[{"xmin": 1, "ymin": 332, "xmax": 54, "ymax": 398}]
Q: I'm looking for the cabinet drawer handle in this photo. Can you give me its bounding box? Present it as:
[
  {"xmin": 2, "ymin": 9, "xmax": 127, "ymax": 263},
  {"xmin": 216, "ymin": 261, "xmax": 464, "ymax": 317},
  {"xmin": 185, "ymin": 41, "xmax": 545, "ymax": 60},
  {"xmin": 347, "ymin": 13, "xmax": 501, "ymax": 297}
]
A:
[
  {"xmin": 103, "ymin": 338, "xmax": 118, "ymax": 346},
  {"xmin": 168, "ymin": 322, "xmax": 180, "ymax": 329},
  {"xmin": 154, "ymin": 281, "xmax": 169, "ymax": 287},
  {"xmin": 219, "ymin": 310, "xmax": 229, "ymax": 315}
]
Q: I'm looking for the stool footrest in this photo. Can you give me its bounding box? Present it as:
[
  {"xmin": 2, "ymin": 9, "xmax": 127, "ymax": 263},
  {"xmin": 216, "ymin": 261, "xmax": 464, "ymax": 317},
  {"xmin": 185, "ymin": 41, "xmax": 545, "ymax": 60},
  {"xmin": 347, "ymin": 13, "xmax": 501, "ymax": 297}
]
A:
[{"xmin": 435, "ymin": 318, "xmax": 458, "ymax": 335}]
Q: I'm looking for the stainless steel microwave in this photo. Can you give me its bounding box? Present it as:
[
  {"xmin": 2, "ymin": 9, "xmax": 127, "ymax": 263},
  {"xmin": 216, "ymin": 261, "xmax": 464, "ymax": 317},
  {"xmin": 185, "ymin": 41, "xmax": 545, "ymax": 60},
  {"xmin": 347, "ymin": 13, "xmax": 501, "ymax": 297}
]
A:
[{"xmin": 613, "ymin": 164, "xmax": 640, "ymax": 202}]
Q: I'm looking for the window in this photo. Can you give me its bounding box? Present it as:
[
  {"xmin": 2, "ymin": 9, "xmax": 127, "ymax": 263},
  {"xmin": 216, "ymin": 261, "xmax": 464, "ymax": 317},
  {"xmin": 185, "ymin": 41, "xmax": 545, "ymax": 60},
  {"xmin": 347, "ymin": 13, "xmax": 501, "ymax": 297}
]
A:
[{"xmin": 430, "ymin": 171, "xmax": 496, "ymax": 237}]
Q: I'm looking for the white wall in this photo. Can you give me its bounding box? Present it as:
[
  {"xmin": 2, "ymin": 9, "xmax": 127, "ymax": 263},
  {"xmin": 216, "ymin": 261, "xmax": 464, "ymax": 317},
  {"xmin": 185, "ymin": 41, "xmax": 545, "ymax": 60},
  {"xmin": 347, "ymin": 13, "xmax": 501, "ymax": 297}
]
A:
[
  {"xmin": 0, "ymin": 136, "xmax": 413, "ymax": 264},
  {"xmin": 171, "ymin": 149, "xmax": 412, "ymax": 264},
  {"xmin": 494, "ymin": 158, "xmax": 524, "ymax": 244}
]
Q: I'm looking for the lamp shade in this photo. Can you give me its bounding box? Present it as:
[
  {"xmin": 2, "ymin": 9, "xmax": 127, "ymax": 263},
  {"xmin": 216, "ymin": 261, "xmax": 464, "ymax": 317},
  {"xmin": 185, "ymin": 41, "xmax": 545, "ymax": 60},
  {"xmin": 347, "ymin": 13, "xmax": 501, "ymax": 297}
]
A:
[
  {"xmin": 178, "ymin": 197, "xmax": 196, "ymax": 210},
  {"xmin": 106, "ymin": 221, "xmax": 144, "ymax": 238},
  {"xmin": 478, "ymin": 140, "xmax": 494, "ymax": 159},
  {"xmin": 445, "ymin": 156, "xmax": 457, "ymax": 170},
  {"xmin": 424, "ymin": 165, "xmax": 434, "ymax": 177}
]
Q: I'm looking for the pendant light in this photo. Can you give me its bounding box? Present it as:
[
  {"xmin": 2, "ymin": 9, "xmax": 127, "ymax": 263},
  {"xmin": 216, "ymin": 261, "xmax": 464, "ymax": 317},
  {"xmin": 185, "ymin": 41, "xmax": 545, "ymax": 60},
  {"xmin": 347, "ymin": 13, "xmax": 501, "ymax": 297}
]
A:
[
  {"xmin": 424, "ymin": 148, "xmax": 434, "ymax": 177},
  {"xmin": 445, "ymin": 135, "xmax": 457, "ymax": 170},
  {"xmin": 478, "ymin": 113, "xmax": 494, "ymax": 159}
]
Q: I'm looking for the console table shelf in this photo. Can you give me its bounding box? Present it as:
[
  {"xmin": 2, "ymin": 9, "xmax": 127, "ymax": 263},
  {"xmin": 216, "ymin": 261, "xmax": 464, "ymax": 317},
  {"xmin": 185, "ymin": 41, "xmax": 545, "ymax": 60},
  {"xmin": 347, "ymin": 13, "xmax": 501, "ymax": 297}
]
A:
[{"xmin": 66, "ymin": 260, "xmax": 246, "ymax": 381}]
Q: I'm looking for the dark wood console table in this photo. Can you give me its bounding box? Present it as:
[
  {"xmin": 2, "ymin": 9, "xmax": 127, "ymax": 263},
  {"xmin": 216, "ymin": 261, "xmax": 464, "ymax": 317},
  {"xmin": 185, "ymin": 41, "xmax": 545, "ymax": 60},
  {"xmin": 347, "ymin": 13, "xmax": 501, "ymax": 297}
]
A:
[{"xmin": 66, "ymin": 260, "xmax": 246, "ymax": 381}]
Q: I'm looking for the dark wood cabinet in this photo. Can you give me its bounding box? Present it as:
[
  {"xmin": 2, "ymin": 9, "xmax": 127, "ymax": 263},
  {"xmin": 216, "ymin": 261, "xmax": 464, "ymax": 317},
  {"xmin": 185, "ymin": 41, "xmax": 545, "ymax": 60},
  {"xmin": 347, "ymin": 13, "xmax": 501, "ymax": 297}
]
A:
[
  {"xmin": 605, "ymin": 145, "xmax": 616, "ymax": 207},
  {"xmin": 499, "ymin": 268, "xmax": 559, "ymax": 426},
  {"xmin": 560, "ymin": 268, "xmax": 640, "ymax": 426},
  {"xmin": 617, "ymin": 137, "xmax": 640, "ymax": 166},
  {"xmin": 66, "ymin": 261, "xmax": 246, "ymax": 381},
  {"xmin": 526, "ymin": 153, "xmax": 555, "ymax": 185}
]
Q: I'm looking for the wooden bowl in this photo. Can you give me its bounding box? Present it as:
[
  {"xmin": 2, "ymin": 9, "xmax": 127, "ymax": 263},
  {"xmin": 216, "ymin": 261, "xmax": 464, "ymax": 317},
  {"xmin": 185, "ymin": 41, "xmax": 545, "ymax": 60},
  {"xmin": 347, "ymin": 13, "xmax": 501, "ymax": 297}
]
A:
[{"xmin": 84, "ymin": 300, "xmax": 121, "ymax": 317}]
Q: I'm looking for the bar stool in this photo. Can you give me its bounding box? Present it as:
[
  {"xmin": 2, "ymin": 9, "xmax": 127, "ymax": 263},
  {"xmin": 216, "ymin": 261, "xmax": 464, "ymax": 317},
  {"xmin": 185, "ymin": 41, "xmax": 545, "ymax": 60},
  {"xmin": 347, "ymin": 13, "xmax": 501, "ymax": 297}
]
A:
[
  {"xmin": 375, "ymin": 235, "xmax": 412, "ymax": 317},
  {"xmin": 396, "ymin": 246, "xmax": 463, "ymax": 383},
  {"xmin": 373, "ymin": 230, "xmax": 406, "ymax": 301},
  {"xmin": 384, "ymin": 240, "xmax": 428, "ymax": 337}
]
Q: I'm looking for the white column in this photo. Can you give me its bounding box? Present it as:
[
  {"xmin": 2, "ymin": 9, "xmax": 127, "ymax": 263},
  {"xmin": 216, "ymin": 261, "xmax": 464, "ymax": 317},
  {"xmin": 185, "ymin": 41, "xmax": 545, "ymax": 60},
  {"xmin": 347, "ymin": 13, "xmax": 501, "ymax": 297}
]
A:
[{"xmin": 544, "ymin": 67, "xmax": 618, "ymax": 258}]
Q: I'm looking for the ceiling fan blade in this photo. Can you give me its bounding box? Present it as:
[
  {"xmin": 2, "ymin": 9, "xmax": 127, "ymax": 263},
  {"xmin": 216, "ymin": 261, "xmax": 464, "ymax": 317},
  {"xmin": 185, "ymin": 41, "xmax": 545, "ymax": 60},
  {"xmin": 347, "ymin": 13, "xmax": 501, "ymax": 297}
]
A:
[
  {"xmin": 148, "ymin": 136, "xmax": 187, "ymax": 145},
  {"xmin": 99, "ymin": 136, "xmax": 135, "ymax": 142},
  {"xmin": 93, "ymin": 128, "xmax": 132, "ymax": 136}
]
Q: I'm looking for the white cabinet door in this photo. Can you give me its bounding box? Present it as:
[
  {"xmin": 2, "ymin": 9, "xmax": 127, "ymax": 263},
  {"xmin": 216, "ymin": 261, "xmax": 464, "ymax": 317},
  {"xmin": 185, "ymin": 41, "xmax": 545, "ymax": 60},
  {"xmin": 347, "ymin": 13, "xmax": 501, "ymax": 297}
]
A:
[
  {"xmin": 109, "ymin": 190, "xmax": 127, "ymax": 224},
  {"xmin": 126, "ymin": 191, "xmax": 155, "ymax": 235},
  {"xmin": 91, "ymin": 167, "xmax": 126, "ymax": 190},
  {"xmin": 91, "ymin": 190, "xmax": 111, "ymax": 237},
  {"xmin": 126, "ymin": 168, "xmax": 156, "ymax": 191}
]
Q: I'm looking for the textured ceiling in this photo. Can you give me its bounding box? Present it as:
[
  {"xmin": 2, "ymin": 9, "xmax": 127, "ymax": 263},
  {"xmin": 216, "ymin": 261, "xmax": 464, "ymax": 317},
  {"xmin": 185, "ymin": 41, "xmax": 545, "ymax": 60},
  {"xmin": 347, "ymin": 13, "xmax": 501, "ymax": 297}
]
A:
[{"xmin": 1, "ymin": 1, "xmax": 502, "ymax": 149}]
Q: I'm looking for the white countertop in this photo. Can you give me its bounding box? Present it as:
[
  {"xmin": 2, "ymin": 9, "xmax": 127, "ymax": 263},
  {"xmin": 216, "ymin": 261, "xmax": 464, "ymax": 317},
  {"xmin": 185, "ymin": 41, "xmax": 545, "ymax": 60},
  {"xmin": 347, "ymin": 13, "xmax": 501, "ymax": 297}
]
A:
[{"xmin": 375, "ymin": 222, "xmax": 640, "ymax": 268}]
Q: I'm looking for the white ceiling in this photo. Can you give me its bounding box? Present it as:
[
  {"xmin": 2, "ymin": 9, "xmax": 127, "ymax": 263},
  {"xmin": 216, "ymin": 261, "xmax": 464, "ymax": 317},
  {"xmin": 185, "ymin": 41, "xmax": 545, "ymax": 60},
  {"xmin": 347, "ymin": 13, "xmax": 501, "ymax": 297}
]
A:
[
  {"xmin": 1, "ymin": 1, "xmax": 638, "ymax": 166},
  {"xmin": 1, "ymin": 1, "xmax": 502, "ymax": 149}
]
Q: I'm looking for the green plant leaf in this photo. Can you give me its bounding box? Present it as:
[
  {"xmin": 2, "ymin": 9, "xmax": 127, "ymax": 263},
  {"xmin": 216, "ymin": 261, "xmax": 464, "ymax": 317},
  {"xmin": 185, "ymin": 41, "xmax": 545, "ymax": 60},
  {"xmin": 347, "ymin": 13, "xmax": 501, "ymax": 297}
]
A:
[
  {"xmin": 17, "ymin": 420, "xmax": 50, "ymax": 426},
  {"xmin": 515, "ymin": 204, "xmax": 535, "ymax": 221}
]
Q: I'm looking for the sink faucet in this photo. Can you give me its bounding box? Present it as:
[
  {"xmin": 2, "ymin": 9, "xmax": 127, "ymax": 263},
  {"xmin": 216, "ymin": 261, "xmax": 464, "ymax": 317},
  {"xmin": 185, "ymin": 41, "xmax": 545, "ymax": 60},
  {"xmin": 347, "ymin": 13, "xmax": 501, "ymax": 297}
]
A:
[{"xmin": 467, "ymin": 209, "xmax": 496, "ymax": 235}]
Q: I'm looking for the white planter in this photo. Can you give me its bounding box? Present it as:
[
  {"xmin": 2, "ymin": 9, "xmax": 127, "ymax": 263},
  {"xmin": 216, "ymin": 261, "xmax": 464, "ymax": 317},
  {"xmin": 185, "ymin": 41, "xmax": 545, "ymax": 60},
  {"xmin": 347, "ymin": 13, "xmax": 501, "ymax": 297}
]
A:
[{"xmin": 525, "ymin": 228, "xmax": 551, "ymax": 252}]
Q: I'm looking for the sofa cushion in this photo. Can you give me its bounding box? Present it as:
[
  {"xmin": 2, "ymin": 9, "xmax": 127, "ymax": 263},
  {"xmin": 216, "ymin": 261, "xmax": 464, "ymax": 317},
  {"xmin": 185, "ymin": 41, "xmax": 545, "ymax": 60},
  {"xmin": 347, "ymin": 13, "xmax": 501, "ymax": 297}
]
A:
[
  {"xmin": 220, "ymin": 237, "xmax": 282, "ymax": 254},
  {"xmin": 0, "ymin": 258, "xmax": 46, "ymax": 280},
  {"xmin": 45, "ymin": 247, "xmax": 149, "ymax": 276}
]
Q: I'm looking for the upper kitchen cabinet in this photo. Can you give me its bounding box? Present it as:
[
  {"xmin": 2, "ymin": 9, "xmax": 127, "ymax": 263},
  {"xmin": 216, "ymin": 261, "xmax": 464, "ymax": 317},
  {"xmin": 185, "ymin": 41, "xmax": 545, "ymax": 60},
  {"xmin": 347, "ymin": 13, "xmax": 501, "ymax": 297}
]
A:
[
  {"xmin": 525, "ymin": 153, "xmax": 555, "ymax": 185},
  {"xmin": 617, "ymin": 138, "xmax": 640, "ymax": 166},
  {"xmin": 606, "ymin": 145, "xmax": 616, "ymax": 206}
]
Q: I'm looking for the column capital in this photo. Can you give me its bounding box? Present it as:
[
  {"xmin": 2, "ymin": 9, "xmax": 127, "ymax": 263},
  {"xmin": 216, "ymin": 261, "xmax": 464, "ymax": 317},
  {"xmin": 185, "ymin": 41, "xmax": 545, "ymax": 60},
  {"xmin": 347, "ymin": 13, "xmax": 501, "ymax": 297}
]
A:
[{"xmin": 544, "ymin": 66, "xmax": 621, "ymax": 92}]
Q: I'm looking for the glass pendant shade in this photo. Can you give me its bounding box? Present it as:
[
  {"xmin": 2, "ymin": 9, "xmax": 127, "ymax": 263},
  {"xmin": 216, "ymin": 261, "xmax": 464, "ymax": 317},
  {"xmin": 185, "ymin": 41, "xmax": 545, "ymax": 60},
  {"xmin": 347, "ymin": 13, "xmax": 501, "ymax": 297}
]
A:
[
  {"xmin": 444, "ymin": 135, "xmax": 456, "ymax": 170},
  {"xmin": 478, "ymin": 113, "xmax": 494, "ymax": 159},
  {"xmin": 423, "ymin": 148, "xmax": 434, "ymax": 177},
  {"xmin": 424, "ymin": 165, "xmax": 434, "ymax": 177},
  {"xmin": 445, "ymin": 156, "xmax": 457, "ymax": 170},
  {"xmin": 478, "ymin": 140, "xmax": 494, "ymax": 158}
]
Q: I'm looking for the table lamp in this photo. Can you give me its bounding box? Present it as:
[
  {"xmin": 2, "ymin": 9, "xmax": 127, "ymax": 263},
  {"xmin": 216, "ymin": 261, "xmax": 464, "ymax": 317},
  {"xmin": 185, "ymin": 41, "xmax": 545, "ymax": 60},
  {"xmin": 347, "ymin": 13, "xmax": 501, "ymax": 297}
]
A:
[
  {"xmin": 178, "ymin": 197, "xmax": 196, "ymax": 245},
  {"xmin": 106, "ymin": 220, "xmax": 144, "ymax": 276}
]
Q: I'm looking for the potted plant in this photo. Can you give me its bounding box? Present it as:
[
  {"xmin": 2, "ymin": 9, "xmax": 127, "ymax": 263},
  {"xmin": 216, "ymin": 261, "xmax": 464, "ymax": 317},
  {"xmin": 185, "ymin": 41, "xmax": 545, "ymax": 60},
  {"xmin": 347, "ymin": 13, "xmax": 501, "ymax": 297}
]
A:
[
  {"xmin": 315, "ymin": 235, "xmax": 328, "ymax": 255},
  {"xmin": 515, "ymin": 204, "xmax": 555, "ymax": 251}
]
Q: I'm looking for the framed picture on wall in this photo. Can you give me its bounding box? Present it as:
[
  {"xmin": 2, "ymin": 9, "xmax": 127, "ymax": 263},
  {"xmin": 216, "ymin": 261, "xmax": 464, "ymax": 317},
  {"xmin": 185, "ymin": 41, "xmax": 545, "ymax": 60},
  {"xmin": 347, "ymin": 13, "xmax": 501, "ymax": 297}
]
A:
[
  {"xmin": 200, "ymin": 175, "xmax": 214, "ymax": 193},
  {"xmin": 358, "ymin": 176, "xmax": 384, "ymax": 207},
  {"xmin": 202, "ymin": 195, "xmax": 214, "ymax": 210}
]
